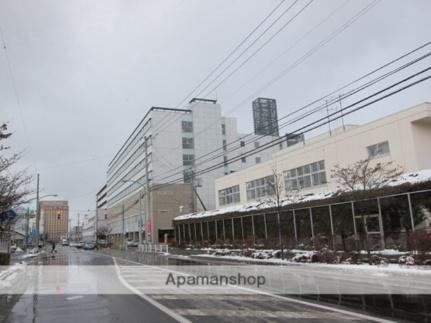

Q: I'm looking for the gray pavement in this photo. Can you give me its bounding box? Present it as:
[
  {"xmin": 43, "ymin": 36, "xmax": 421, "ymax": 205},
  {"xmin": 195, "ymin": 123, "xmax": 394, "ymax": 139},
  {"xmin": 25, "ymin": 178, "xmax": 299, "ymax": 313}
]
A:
[{"xmin": 0, "ymin": 246, "xmax": 390, "ymax": 323}]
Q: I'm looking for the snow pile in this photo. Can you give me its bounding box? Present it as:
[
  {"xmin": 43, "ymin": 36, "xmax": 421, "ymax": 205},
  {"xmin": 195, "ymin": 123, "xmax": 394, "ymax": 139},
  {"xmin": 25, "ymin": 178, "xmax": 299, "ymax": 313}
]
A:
[{"xmin": 175, "ymin": 168, "xmax": 431, "ymax": 221}]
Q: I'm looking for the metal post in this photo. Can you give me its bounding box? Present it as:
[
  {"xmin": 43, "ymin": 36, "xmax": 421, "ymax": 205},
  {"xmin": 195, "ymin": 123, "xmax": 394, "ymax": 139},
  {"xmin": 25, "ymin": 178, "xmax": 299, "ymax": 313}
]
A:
[
  {"xmin": 309, "ymin": 208, "xmax": 314, "ymax": 240},
  {"xmin": 407, "ymin": 193, "xmax": 415, "ymax": 232},
  {"xmin": 35, "ymin": 173, "xmax": 40, "ymax": 249},
  {"xmin": 351, "ymin": 201, "xmax": 358, "ymax": 243},
  {"xmin": 328, "ymin": 205, "xmax": 335, "ymax": 250},
  {"xmin": 178, "ymin": 225, "xmax": 181, "ymax": 245},
  {"xmin": 292, "ymin": 209, "xmax": 298, "ymax": 243},
  {"xmin": 215, "ymin": 220, "xmax": 218, "ymax": 241},
  {"xmin": 222, "ymin": 219, "xmax": 226, "ymax": 241},
  {"xmin": 200, "ymin": 222, "xmax": 204, "ymax": 241},
  {"xmin": 251, "ymin": 215, "xmax": 256, "ymax": 246},
  {"xmin": 95, "ymin": 197, "xmax": 98, "ymax": 245},
  {"xmin": 193, "ymin": 223, "xmax": 197, "ymax": 242},
  {"xmin": 263, "ymin": 214, "xmax": 268, "ymax": 239},
  {"xmin": 25, "ymin": 207, "xmax": 30, "ymax": 250},
  {"xmin": 377, "ymin": 198, "xmax": 385, "ymax": 249},
  {"xmin": 240, "ymin": 217, "xmax": 244, "ymax": 242},
  {"xmin": 144, "ymin": 136, "xmax": 151, "ymax": 243},
  {"xmin": 231, "ymin": 218, "xmax": 235, "ymax": 241},
  {"xmin": 122, "ymin": 205, "xmax": 125, "ymax": 250},
  {"xmin": 139, "ymin": 191, "xmax": 143, "ymax": 245}
]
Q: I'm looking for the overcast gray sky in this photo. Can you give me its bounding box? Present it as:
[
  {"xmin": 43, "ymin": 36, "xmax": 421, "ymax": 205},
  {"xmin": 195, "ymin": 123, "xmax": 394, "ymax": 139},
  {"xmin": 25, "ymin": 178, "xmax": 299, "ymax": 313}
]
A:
[{"xmin": 1, "ymin": 0, "xmax": 430, "ymax": 225}]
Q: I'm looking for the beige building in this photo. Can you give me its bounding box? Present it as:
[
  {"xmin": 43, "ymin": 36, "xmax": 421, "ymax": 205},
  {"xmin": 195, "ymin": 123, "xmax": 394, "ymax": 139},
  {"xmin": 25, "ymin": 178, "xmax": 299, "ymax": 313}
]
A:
[
  {"xmin": 40, "ymin": 201, "xmax": 69, "ymax": 241},
  {"xmin": 107, "ymin": 183, "xmax": 195, "ymax": 244},
  {"xmin": 215, "ymin": 102, "xmax": 431, "ymax": 208}
]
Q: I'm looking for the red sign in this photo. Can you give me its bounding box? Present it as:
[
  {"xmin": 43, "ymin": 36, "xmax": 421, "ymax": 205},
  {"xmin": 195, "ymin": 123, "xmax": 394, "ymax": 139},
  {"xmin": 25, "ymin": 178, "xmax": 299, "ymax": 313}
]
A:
[{"xmin": 146, "ymin": 219, "xmax": 152, "ymax": 233}]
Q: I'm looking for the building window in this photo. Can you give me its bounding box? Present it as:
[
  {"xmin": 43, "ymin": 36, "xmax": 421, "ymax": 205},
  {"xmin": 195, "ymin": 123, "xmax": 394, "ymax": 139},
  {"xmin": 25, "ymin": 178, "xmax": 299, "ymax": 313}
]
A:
[
  {"xmin": 183, "ymin": 154, "xmax": 194, "ymax": 166},
  {"xmin": 367, "ymin": 141, "xmax": 390, "ymax": 159},
  {"xmin": 246, "ymin": 175, "xmax": 274, "ymax": 200},
  {"xmin": 255, "ymin": 157, "xmax": 261, "ymax": 164},
  {"xmin": 183, "ymin": 169, "xmax": 193, "ymax": 183},
  {"xmin": 218, "ymin": 185, "xmax": 240, "ymax": 206},
  {"xmin": 182, "ymin": 137, "xmax": 194, "ymax": 149},
  {"xmin": 254, "ymin": 141, "xmax": 260, "ymax": 148},
  {"xmin": 221, "ymin": 124, "xmax": 226, "ymax": 135},
  {"xmin": 241, "ymin": 157, "xmax": 246, "ymax": 163},
  {"xmin": 222, "ymin": 140, "xmax": 227, "ymax": 151},
  {"xmin": 181, "ymin": 121, "xmax": 193, "ymax": 133},
  {"xmin": 284, "ymin": 160, "xmax": 326, "ymax": 191},
  {"xmin": 240, "ymin": 141, "xmax": 245, "ymax": 147}
]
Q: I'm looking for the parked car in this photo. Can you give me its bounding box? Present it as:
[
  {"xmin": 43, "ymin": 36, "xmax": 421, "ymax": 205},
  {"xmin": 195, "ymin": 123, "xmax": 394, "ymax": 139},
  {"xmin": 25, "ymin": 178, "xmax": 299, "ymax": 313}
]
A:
[
  {"xmin": 97, "ymin": 239, "xmax": 110, "ymax": 248},
  {"xmin": 61, "ymin": 239, "xmax": 69, "ymax": 246},
  {"xmin": 126, "ymin": 239, "xmax": 138, "ymax": 247},
  {"xmin": 83, "ymin": 241, "xmax": 96, "ymax": 250}
]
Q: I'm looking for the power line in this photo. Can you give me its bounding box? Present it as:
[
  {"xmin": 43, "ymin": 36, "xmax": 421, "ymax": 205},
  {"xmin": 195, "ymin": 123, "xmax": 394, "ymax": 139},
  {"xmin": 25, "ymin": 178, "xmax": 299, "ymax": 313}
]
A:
[
  {"xmin": 152, "ymin": 42, "xmax": 430, "ymax": 183},
  {"xmin": 150, "ymin": 67, "xmax": 431, "ymax": 190},
  {"xmin": 151, "ymin": 0, "xmax": 381, "ymax": 167}
]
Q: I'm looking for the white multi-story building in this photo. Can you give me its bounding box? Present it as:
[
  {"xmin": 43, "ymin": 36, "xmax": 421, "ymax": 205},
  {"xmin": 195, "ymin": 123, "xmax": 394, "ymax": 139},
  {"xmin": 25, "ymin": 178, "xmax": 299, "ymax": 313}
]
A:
[
  {"xmin": 215, "ymin": 102, "xmax": 431, "ymax": 208},
  {"xmin": 104, "ymin": 98, "xmax": 284, "ymax": 242}
]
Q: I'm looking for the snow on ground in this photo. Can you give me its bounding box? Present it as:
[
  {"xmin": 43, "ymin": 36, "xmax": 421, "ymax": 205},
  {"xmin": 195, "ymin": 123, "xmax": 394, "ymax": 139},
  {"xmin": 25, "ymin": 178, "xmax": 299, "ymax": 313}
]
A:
[
  {"xmin": 175, "ymin": 169, "xmax": 431, "ymax": 221},
  {"xmin": 192, "ymin": 252, "xmax": 431, "ymax": 272}
]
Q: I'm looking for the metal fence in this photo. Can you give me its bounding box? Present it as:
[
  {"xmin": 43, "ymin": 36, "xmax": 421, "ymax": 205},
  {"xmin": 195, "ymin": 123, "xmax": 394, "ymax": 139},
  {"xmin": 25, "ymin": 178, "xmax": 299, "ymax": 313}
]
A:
[
  {"xmin": 174, "ymin": 189, "xmax": 431, "ymax": 250},
  {"xmin": 138, "ymin": 242, "xmax": 169, "ymax": 254}
]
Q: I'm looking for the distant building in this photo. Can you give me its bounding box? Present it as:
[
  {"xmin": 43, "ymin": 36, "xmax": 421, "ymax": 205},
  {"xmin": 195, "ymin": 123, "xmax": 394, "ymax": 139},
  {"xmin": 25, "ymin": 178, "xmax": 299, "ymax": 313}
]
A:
[
  {"xmin": 253, "ymin": 97, "xmax": 279, "ymax": 136},
  {"xmin": 40, "ymin": 201, "xmax": 69, "ymax": 242},
  {"xmin": 102, "ymin": 99, "xmax": 280, "ymax": 243}
]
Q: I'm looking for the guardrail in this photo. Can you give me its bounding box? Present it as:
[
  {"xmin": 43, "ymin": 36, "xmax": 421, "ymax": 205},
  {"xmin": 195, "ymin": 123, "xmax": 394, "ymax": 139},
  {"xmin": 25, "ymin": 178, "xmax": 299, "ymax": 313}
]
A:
[{"xmin": 138, "ymin": 243, "xmax": 169, "ymax": 254}]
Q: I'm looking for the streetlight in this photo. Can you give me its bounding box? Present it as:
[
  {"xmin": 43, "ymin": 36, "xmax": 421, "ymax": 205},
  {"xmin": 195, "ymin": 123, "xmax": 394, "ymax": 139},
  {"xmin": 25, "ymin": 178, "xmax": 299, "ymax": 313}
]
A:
[
  {"xmin": 121, "ymin": 179, "xmax": 146, "ymax": 246},
  {"xmin": 25, "ymin": 193, "xmax": 58, "ymax": 250}
]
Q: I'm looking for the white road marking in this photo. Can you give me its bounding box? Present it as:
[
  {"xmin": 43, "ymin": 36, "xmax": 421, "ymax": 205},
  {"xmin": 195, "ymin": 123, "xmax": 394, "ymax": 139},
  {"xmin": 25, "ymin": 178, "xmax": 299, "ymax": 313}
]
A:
[
  {"xmin": 112, "ymin": 257, "xmax": 191, "ymax": 323},
  {"xmin": 106, "ymin": 252, "xmax": 396, "ymax": 323}
]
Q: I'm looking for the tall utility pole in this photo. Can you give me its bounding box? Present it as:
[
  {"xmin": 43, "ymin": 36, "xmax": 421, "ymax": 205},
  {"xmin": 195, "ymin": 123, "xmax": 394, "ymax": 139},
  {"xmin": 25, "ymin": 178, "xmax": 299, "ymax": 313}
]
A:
[
  {"xmin": 122, "ymin": 204, "xmax": 125, "ymax": 249},
  {"xmin": 77, "ymin": 213, "xmax": 80, "ymax": 241},
  {"xmin": 144, "ymin": 136, "xmax": 151, "ymax": 243},
  {"xmin": 35, "ymin": 173, "xmax": 40, "ymax": 249},
  {"xmin": 95, "ymin": 197, "xmax": 98, "ymax": 245},
  {"xmin": 25, "ymin": 207, "xmax": 30, "ymax": 250}
]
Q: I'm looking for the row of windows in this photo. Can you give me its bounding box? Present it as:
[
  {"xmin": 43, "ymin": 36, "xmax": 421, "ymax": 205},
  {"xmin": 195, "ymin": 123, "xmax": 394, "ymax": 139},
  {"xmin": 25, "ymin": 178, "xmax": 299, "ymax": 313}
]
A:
[
  {"xmin": 108, "ymin": 122, "xmax": 150, "ymax": 175},
  {"xmin": 107, "ymin": 140, "xmax": 148, "ymax": 186},
  {"xmin": 218, "ymin": 161, "xmax": 327, "ymax": 206},
  {"xmin": 108, "ymin": 174, "xmax": 147, "ymax": 206},
  {"xmin": 246, "ymin": 175, "xmax": 274, "ymax": 201},
  {"xmin": 284, "ymin": 160, "xmax": 326, "ymax": 191},
  {"xmin": 218, "ymin": 185, "xmax": 240, "ymax": 206}
]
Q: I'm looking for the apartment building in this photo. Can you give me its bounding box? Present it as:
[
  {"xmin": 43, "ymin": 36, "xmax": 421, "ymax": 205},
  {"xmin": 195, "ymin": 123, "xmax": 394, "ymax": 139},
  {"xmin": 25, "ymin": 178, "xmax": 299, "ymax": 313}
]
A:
[
  {"xmin": 40, "ymin": 200, "xmax": 69, "ymax": 241},
  {"xmin": 215, "ymin": 102, "xmax": 431, "ymax": 208},
  {"xmin": 103, "ymin": 98, "xmax": 282, "ymax": 243}
]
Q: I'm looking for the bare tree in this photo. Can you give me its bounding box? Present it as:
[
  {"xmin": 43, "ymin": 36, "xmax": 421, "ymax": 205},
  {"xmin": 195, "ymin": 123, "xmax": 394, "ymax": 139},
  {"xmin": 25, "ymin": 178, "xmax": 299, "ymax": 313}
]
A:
[
  {"xmin": 331, "ymin": 159, "xmax": 403, "ymax": 193},
  {"xmin": 267, "ymin": 166, "xmax": 286, "ymax": 259},
  {"xmin": 331, "ymin": 159, "xmax": 403, "ymax": 262},
  {"xmin": 0, "ymin": 123, "xmax": 32, "ymax": 228}
]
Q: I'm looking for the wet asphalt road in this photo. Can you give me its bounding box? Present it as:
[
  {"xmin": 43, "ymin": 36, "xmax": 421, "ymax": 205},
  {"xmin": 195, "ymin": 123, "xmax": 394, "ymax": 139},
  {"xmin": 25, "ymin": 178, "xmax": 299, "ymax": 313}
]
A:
[
  {"xmin": 1, "ymin": 247, "xmax": 389, "ymax": 323},
  {"xmin": 2, "ymin": 246, "xmax": 175, "ymax": 323}
]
